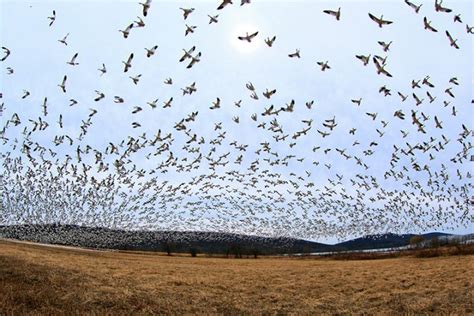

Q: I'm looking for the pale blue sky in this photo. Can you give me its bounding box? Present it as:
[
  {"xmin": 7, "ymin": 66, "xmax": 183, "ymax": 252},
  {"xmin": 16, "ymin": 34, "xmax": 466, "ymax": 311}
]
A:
[{"xmin": 1, "ymin": 0, "xmax": 473, "ymax": 243}]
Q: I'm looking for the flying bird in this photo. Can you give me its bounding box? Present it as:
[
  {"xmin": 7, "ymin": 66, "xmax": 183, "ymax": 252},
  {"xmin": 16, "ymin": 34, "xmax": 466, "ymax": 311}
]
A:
[
  {"xmin": 123, "ymin": 53, "xmax": 134, "ymax": 72},
  {"xmin": 445, "ymin": 31, "xmax": 459, "ymax": 49},
  {"xmin": 58, "ymin": 75, "xmax": 67, "ymax": 93},
  {"xmin": 323, "ymin": 7, "xmax": 341, "ymax": 20},
  {"xmin": 58, "ymin": 33, "xmax": 69, "ymax": 45},
  {"xmin": 404, "ymin": 0, "xmax": 422, "ymax": 13},
  {"xmin": 1, "ymin": 47, "xmax": 10, "ymax": 62},
  {"xmin": 423, "ymin": 17, "xmax": 438, "ymax": 32},
  {"xmin": 140, "ymin": 0, "xmax": 152, "ymax": 16},
  {"xmin": 435, "ymin": 0, "xmax": 452, "ymax": 13},
  {"xmin": 217, "ymin": 0, "xmax": 233, "ymax": 10},
  {"xmin": 47, "ymin": 10, "xmax": 56, "ymax": 26},
  {"xmin": 238, "ymin": 31, "xmax": 259, "ymax": 42},
  {"xmin": 180, "ymin": 7, "xmax": 195, "ymax": 20},
  {"xmin": 368, "ymin": 13, "xmax": 393, "ymax": 28},
  {"xmin": 66, "ymin": 53, "xmax": 79, "ymax": 66},
  {"xmin": 265, "ymin": 36, "xmax": 276, "ymax": 47},
  {"xmin": 145, "ymin": 45, "xmax": 158, "ymax": 57},
  {"xmin": 119, "ymin": 24, "xmax": 134, "ymax": 38},
  {"xmin": 288, "ymin": 49, "xmax": 300, "ymax": 58}
]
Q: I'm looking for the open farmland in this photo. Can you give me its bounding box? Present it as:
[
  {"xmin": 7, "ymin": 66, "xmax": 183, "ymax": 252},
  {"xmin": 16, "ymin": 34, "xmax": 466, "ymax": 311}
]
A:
[{"xmin": 0, "ymin": 239, "xmax": 472, "ymax": 315}]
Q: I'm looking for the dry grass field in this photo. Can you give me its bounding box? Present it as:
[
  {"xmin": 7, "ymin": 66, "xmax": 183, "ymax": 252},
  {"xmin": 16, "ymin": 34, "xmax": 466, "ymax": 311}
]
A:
[{"xmin": 0, "ymin": 239, "xmax": 472, "ymax": 315}]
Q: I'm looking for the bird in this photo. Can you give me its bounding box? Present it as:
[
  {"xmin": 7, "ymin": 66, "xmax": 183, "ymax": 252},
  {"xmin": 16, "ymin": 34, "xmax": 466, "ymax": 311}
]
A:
[
  {"xmin": 412, "ymin": 93, "xmax": 424, "ymax": 106},
  {"xmin": 21, "ymin": 90, "xmax": 30, "ymax": 99},
  {"xmin": 317, "ymin": 61, "xmax": 331, "ymax": 71},
  {"xmin": 47, "ymin": 10, "xmax": 56, "ymax": 26},
  {"xmin": 265, "ymin": 36, "xmax": 276, "ymax": 47},
  {"xmin": 97, "ymin": 63, "xmax": 107, "ymax": 76},
  {"xmin": 164, "ymin": 78, "xmax": 173, "ymax": 85},
  {"xmin": 217, "ymin": 0, "xmax": 233, "ymax": 10},
  {"xmin": 147, "ymin": 99, "xmax": 159, "ymax": 109},
  {"xmin": 238, "ymin": 31, "xmax": 258, "ymax": 42},
  {"xmin": 145, "ymin": 45, "xmax": 158, "ymax": 58},
  {"xmin": 163, "ymin": 97, "xmax": 173, "ymax": 108},
  {"xmin": 323, "ymin": 7, "xmax": 341, "ymax": 20},
  {"xmin": 373, "ymin": 57, "xmax": 392, "ymax": 77},
  {"xmin": 435, "ymin": 0, "xmax": 452, "ymax": 13},
  {"xmin": 356, "ymin": 54, "xmax": 371, "ymax": 66},
  {"xmin": 123, "ymin": 53, "xmax": 134, "ymax": 72},
  {"xmin": 351, "ymin": 98, "xmax": 362, "ymax": 106},
  {"xmin": 185, "ymin": 24, "xmax": 197, "ymax": 36},
  {"xmin": 1, "ymin": 47, "xmax": 11, "ymax": 62},
  {"xmin": 134, "ymin": 16, "xmax": 145, "ymax": 27},
  {"xmin": 208, "ymin": 15, "xmax": 219, "ymax": 24},
  {"xmin": 423, "ymin": 17, "xmax": 438, "ymax": 32},
  {"xmin": 119, "ymin": 24, "xmax": 134, "ymax": 38},
  {"xmin": 467, "ymin": 25, "xmax": 474, "ymax": 34},
  {"xmin": 140, "ymin": 0, "xmax": 152, "ymax": 16},
  {"xmin": 186, "ymin": 52, "xmax": 202, "ymax": 69},
  {"xmin": 66, "ymin": 53, "xmax": 79, "ymax": 66},
  {"xmin": 179, "ymin": 46, "xmax": 196, "ymax": 62},
  {"xmin": 378, "ymin": 41, "xmax": 392, "ymax": 52},
  {"xmin": 58, "ymin": 33, "xmax": 69, "ymax": 45},
  {"xmin": 288, "ymin": 49, "xmax": 300, "ymax": 58},
  {"xmin": 241, "ymin": 0, "xmax": 251, "ymax": 5},
  {"xmin": 180, "ymin": 7, "xmax": 195, "ymax": 20},
  {"xmin": 129, "ymin": 74, "xmax": 142, "ymax": 85},
  {"xmin": 454, "ymin": 14, "xmax": 462, "ymax": 23},
  {"xmin": 445, "ymin": 31, "xmax": 459, "ymax": 49},
  {"xmin": 398, "ymin": 92, "xmax": 408, "ymax": 102},
  {"xmin": 404, "ymin": 0, "xmax": 422, "ymax": 13},
  {"xmin": 368, "ymin": 13, "xmax": 393, "ymax": 28},
  {"xmin": 58, "ymin": 75, "xmax": 67, "ymax": 93},
  {"xmin": 94, "ymin": 90, "xmax": 105, "ymax": 102}
]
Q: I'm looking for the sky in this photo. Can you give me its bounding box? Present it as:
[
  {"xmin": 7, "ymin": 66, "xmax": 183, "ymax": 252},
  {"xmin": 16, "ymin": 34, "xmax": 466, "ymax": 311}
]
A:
[{"xmin": 0, "ymin": 0, "xmax": 473, "ymax": 244}]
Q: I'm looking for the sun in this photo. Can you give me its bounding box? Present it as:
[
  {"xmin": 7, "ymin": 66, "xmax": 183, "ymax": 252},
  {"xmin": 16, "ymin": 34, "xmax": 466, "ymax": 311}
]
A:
[{"xmin": 230, "ymin": 23, "xmax": 261, "ymax": 54}]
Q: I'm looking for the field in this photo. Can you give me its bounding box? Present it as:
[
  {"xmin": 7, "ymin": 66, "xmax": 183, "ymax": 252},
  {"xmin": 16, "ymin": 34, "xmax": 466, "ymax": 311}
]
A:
[{"xmin": 0, "ymin": 239, "xmax": 472, "ymax": 315}]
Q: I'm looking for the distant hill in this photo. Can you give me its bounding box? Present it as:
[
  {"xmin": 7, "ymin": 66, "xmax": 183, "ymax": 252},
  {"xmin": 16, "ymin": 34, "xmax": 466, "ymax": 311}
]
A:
[
  {"xmin": 0, "ymin": 224, "xmax": 469, "ymax": 255},
  {"xmin": 335, "ymin": 232, "xmax": 452, "ymax": 251},
  {"xmin": 0, "ymin": 224, "xmax": 332, "ymax": 255}
]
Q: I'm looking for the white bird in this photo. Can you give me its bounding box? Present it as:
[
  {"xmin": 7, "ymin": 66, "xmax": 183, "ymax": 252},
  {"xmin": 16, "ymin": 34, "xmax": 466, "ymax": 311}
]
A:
[
  {"xmin": 217, "ymin": 0, "xmax": 233, "ymax": 10},
  {"xmin": 58, "ymin": 75, "xmax": 67, "ymax": 93},
  {"xmin": 238, "ymin": 31, "xmax": 258, "ymax": 42},
  {"xmin": 208, "ymin": 14, "xmax": 219, "ymax": 24},
  {"xmin": 404, "ymin": 0, "xmax": 422, "ymax": 13},
  {"xmin": 58, "ymin": 33, "xmax": 69, "ymax": 45},
  {"xmin": 119, "ymin": 24, "xmax": 134, "ymax": 39},
  {"xmin": 368, "ymin": 13, "xmax": 393, "ymax": 28},
  {"xmin": 98, "ymin": 63, "xmax": 106, "ymax": 76},
  {"xmin": 140, "ymin": 0, "xmax": 152, "ymax": 16},
  {"xmin": 145, "ymin": 45, "xmax": 158, "ymax": 58},
  {"xmin": 179, "ymin": 46, "xmax": 196, "ymax": 62},
  {"xmin": 1, "ymin": 47, "xmax": 11, "ymax": 62},
  {"xmin": 66, "ymin": 53, "xmax": 79, "ymax": 66},
  {"xmin": 435, "ymin": 0, "xmax": 452, "ymax": 13},
  {"xmin": 288, "ymin": 49, "xmax": 300, "ymax": 58},
  {"xmin": 423, "ymin": 17, "xmax": 438, "ymax": 32},
  {"xmin": 265, "ymin": 36, "xmax": 276, "ymax": 47},
  {"xmin": 323, "ymin": 7, "xmax": 341, "ymax": 20},
  {"xmin": 373, "ymin": 57, "xmax": 392, "ymax": 77},
  {"xmin": 186, "ymin": 52, "xmax": 202, "ymax": 69},
  {"xmin": 445, "ymin": 31, "xmax": 459, "ymax": 49},
  {"xmin": 123, "ymin": 53, "xmax": 134, "ymax": 72},
  {"xmin": 317, "ymin": 61, "xmax": 331, "ymax": 71}
]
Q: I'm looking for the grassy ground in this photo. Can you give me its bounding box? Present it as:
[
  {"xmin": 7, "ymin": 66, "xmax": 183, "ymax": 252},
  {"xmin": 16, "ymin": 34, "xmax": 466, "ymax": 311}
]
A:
[{"xmin": 0, "ymin": 239, "xmax": 472, "ymax": 315}]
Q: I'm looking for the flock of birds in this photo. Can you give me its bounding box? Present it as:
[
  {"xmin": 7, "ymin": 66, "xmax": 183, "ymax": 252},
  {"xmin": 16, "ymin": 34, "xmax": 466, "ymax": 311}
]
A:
[{"xmin": 1, "ymin": 0, "xmax": 473, "ymax": 243}]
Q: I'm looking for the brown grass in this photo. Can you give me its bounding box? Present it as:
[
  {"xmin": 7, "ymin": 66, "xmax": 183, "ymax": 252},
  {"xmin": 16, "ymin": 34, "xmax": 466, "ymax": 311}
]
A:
[{"xmin": 0, "ymin": 239, "xmax": 473, "ymax": 315}]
